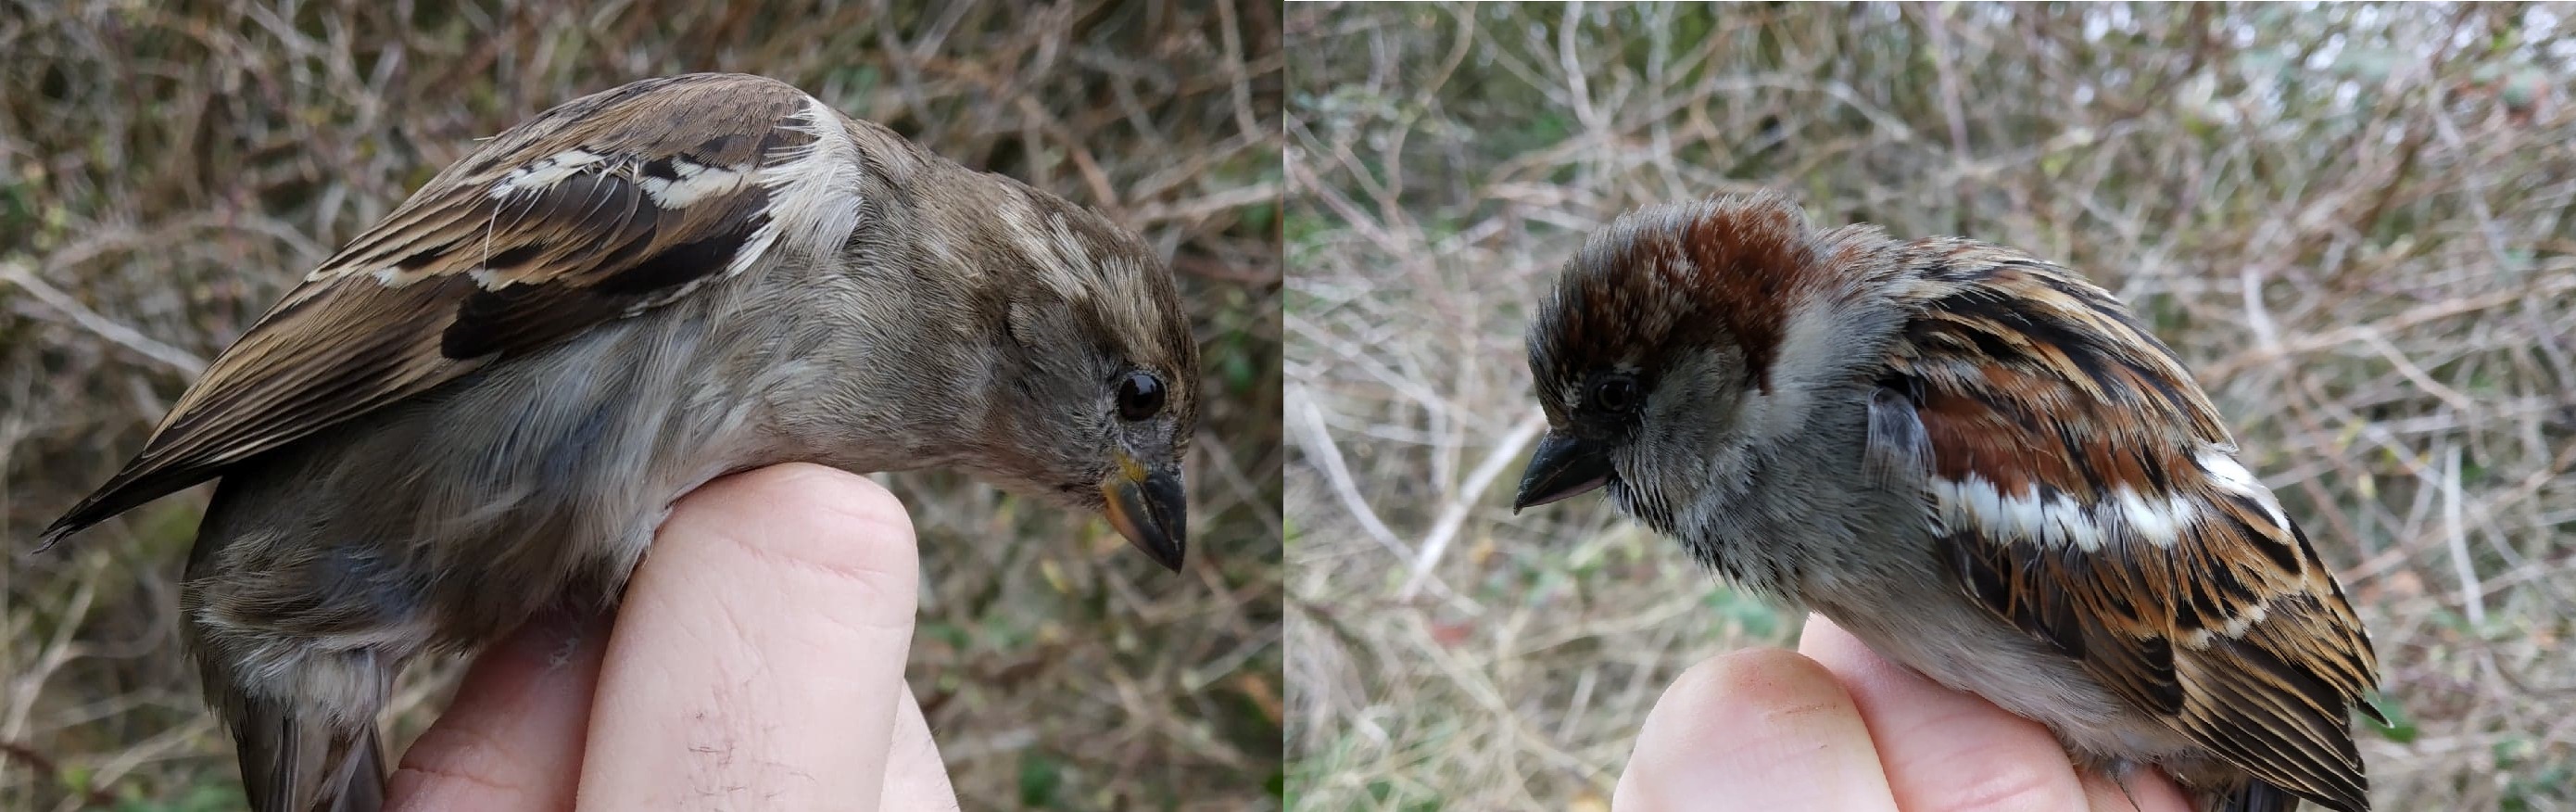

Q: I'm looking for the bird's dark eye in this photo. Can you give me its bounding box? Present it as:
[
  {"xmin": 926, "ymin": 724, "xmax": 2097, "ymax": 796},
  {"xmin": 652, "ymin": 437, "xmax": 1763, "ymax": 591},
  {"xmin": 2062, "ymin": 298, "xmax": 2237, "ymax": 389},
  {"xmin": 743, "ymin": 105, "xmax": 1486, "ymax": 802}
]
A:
[
  {"xmin": 1588, "ymin": 374, "xmax": 1640, "ymax": 413},
  {"xmin": 1117, "ymin": 371, "xmax": 1167, "ymax": 421}
]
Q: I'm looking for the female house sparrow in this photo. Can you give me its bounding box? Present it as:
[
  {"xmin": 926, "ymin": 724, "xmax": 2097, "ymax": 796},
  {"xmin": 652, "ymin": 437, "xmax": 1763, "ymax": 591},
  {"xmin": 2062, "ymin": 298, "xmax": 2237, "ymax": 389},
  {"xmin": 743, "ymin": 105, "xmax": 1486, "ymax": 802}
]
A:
[
  {"xmin": 1515, "ymin": 194, "xmax": 2380, "ymax": 812},
  {"xmin": 38, "ymin": 72, "xmax": 1197, "ymax": 812}
]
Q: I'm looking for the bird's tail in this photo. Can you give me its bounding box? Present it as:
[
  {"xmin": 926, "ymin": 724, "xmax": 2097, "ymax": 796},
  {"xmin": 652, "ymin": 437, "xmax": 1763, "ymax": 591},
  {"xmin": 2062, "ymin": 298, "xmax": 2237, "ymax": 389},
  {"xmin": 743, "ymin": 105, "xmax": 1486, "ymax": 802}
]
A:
[
  {"xmin": 2204, "ymin": 780, "xmax": 2305, "ymax": 812},
  {"xmin": 213, "ymin": 678, "xmax": 389, "ymax": 812}
]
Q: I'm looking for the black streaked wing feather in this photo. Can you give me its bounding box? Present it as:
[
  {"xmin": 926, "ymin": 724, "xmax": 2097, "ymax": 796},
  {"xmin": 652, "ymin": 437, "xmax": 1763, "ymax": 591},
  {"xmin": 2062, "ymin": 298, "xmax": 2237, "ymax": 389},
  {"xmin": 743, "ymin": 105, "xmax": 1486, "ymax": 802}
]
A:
[
  {"xmin": 42, "ymin": 73, "xmax": 829, "ymax": 543},
  {"xmin": 1876, "ymin": 249, "xmax": 2380, "ymax": 811}
]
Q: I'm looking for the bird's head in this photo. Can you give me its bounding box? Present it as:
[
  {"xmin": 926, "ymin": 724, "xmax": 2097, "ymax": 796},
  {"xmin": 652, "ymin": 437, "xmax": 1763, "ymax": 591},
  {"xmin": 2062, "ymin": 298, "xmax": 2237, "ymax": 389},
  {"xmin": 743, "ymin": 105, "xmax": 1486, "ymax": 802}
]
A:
[
  {"xmin": 1515, "ymin": 193, "xmax": 1896, "ymax": 531},
  {"xmin": 924, "ymin": 181, "xmax": 1200, "ymax": 571}
]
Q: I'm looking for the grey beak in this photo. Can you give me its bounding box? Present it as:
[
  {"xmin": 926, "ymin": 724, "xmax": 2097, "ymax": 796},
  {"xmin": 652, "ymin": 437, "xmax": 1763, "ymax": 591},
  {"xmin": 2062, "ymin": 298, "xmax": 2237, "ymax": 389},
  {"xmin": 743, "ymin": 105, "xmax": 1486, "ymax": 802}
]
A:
[
  {"xmin": 1514, "ymin": 431, "xmax": 1614, "ymax": 513},
  {"xmin": 1103, "ymin": 463, "xmax": 1187, "ymax": 571}
]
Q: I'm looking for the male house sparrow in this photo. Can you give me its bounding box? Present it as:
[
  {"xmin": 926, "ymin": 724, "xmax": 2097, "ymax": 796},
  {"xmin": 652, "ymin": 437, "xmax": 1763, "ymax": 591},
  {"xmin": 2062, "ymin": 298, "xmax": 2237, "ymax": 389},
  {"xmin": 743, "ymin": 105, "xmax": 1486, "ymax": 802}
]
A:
[
  {"xmin": 38, "ymin": 72, "xmax": 1198, "ymax": 812},
  {"xmin": 1516, "ymin": 193, "xmax": 2380, "ymax": 812}
]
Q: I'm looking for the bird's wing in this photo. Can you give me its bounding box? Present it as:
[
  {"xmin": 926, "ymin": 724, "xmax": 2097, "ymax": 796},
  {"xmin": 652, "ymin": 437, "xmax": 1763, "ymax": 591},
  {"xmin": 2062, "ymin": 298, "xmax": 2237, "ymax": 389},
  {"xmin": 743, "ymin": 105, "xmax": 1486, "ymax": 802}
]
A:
[
  {"xmin": 43, "ymin": 72, "xmax": 867, "ymax": 544},
  {"xmin": 1864, "ymin": 245, "xmax": 2380, "ymax": 810}
]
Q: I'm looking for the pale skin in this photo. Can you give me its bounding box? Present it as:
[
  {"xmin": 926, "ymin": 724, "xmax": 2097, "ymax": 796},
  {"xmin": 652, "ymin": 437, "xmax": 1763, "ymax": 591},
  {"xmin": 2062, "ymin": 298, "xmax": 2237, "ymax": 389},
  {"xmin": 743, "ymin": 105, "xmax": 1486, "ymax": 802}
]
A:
[
  {"xmin": 382, "ymin": 464, "xmax": 959, "ymax": 810},
  {"xmin": 1616, "ymin": 615, "xmax": 2195, "ymax": 812}
]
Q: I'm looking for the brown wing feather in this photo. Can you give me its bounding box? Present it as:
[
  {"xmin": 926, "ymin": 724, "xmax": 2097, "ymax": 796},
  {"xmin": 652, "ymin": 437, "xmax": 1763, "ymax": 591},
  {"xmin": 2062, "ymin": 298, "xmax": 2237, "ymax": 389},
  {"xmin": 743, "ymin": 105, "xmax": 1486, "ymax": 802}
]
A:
[
  {"xmin": 42, "ymin": 73, "xmax": 832, "ymax": 544},
  {"xmin": 1879, "ymin": 244, "xmax": 2380, "ymax": 810}
]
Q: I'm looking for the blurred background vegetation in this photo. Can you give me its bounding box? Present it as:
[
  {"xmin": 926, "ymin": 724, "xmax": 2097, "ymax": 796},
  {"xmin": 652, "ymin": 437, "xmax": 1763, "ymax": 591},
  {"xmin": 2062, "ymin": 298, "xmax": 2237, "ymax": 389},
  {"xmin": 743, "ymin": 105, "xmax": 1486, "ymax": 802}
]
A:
[
  {"xmin": 0, "ymin": 0, "xmax": 1280, "ymax": 809},
  {"xmin": 1287, "ymin": 3, "xmax": 2574, "ymax": 810}
]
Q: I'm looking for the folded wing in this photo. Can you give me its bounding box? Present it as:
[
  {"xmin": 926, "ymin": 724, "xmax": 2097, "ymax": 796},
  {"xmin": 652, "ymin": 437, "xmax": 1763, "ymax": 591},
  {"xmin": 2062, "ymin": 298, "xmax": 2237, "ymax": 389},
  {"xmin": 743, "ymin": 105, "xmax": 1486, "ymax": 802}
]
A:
[
  {"xmin": 43, "ymin": 73, "xmax": 861, "ymax": 544},
  {"xmin": 1864, "ymin": 246, "xmax": 2380, "ymax": 810}
]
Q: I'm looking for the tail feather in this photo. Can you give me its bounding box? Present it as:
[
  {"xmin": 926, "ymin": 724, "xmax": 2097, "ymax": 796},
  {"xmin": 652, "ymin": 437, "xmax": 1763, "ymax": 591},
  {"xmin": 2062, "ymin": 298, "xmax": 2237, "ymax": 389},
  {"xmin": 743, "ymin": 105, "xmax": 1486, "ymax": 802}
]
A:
[
  {"xmin": 224, "ymin": 688, "xmax": 388, "ymax": 812},
  {"xmin": 2205, "ymin": 780, "xmax": 2308, "ymax": 812}
]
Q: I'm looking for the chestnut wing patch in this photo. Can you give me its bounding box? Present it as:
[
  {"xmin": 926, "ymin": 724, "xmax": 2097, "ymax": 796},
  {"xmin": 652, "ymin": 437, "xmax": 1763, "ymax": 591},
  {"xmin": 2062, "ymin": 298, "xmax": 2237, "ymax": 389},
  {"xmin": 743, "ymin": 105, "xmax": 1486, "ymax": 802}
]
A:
[{"xmin": 41, "ymin": 73, "xmax": 836, "ymax": 544}]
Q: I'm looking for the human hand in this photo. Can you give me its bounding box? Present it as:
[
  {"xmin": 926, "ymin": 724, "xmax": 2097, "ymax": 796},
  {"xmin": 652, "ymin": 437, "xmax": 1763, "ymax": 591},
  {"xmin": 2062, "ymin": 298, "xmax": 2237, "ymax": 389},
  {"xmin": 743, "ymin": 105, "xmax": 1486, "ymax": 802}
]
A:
[
  {"xmin": 1613, "ymin": 615, "xmax": 2193, "ymax": 812},
  {"xmin": 382, "ymin": 463, "xmax": 959, "ymax": 810}
]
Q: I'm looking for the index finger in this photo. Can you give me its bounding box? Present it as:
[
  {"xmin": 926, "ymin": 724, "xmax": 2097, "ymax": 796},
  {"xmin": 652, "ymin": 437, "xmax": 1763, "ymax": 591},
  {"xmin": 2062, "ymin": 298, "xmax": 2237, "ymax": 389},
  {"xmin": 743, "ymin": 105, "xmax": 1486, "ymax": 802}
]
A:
[
  {"xmin": 1799, "ymin": 615, "xmax": 2192, "ymax": 812},
  {"xmin": 576, "ymin": 463, "xmax": 922, "ymax": 810}
]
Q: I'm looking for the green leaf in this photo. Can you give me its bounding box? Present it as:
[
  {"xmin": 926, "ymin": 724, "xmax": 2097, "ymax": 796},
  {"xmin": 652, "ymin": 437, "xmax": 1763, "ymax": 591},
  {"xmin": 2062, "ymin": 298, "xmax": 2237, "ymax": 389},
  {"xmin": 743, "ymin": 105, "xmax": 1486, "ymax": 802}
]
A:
[{"xmin": 1018, "ymin": 752, "xmax": 1067, "ymax": 807}]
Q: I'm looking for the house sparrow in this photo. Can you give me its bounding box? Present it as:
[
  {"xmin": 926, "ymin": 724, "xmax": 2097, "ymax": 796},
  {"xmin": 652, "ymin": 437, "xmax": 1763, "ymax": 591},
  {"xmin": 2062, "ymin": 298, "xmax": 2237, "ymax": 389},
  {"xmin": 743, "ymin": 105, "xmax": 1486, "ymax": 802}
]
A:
[
  {"xmin": 38, "ymin": 72, "xmax": 1198, "ymax": 812},
  {"xmin": 1516, "ymin": 193, "xmax": 2381, "ymax": 812}
]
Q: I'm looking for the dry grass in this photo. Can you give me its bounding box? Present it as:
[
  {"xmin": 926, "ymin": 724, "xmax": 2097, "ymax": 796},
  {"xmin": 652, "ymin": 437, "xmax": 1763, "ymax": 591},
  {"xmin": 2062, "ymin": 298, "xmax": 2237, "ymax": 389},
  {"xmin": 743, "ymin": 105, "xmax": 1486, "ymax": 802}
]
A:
[
  {"xmin": 0, "ymin": 1, "xmax": 1281, "ymax": 809},
  {"xmin": 1286, "ymin": 3, "xmax": 2576, "ymax": 810}
]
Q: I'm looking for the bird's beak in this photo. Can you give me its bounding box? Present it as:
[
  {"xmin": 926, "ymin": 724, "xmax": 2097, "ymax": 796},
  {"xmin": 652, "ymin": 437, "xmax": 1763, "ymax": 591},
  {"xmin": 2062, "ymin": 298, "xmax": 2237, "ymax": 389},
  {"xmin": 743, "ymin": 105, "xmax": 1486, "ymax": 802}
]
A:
[
  {"xmin": 1101, "ymin": 454, "xmax": 1187, "ymax": 571},
  {"xmin": 1514, "ymin": 430, "xmax": 1613, "ymax": 513}
]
